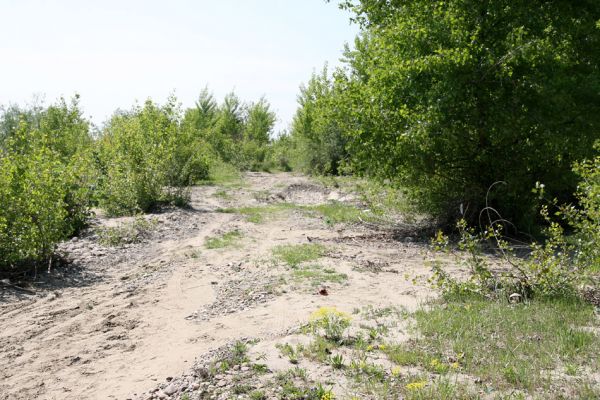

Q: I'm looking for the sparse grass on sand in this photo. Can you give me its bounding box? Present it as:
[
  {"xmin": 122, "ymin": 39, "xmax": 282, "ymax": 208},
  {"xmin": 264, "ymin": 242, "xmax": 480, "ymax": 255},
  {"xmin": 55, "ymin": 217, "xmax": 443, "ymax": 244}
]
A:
[
  {"xmin": 272, "ymin": 243, "xmax": 327, "ymax": 267},
  {"xmin": 97, "ymin": 216, "xmax": 157, "ymax": 247},
  {"xmin": 204, "ymin": 230, "xmax": 243, "ymax": 249},
  {"xmin": 291, "ymin": 264, "xmax": 348, "ymax": 287},
  {"xmin": 218, "ymin": 203, "xmax": 299, "ymax": 223}
]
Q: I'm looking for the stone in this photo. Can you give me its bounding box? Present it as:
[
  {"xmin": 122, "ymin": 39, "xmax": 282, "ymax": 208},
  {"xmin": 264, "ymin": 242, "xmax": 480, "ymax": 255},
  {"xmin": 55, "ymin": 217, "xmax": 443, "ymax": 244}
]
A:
[{"xmin": 163, "ymin": 383, "xmax": 179, "ymax": 395}]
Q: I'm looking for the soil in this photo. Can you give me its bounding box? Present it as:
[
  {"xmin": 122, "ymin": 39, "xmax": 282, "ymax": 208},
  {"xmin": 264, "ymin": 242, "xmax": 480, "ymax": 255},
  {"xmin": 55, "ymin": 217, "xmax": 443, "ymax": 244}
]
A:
[{"xmin": 0, "ymin": 172, "xmax": 439, "ymax": 400}]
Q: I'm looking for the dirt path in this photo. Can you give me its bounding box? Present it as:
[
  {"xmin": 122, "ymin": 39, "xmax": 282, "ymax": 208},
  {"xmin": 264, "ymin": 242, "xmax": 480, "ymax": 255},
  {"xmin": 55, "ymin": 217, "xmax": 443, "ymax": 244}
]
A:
[{"xmin": 0, "ymin": 172, "xmax": 435, "ymax": 400}]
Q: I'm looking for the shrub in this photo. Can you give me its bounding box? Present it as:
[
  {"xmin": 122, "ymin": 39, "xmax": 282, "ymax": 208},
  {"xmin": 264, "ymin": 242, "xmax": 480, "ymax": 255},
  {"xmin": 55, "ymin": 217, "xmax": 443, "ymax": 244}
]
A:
[
  {"xmin": 0, "ymin": 97, "xmax": 95, "ymax": 273},
  {"xmin": 96, "ymin": 96, "xmax": 212, "ymax": 215},
  {"xmin": 432, "ymin": 151, "xmax": 599, "ymax": 298}
]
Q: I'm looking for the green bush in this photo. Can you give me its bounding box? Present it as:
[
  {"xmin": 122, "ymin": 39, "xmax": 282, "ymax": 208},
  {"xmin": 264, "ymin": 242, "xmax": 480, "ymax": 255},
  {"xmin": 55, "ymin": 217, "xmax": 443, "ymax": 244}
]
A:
[
  {"xmin": 96, "ymin": 97, "xmax": 212, "ymax": 216},
  {"xmin": 0, "ymin": 97, "xmax": 95, "ymax": 272},
  {"xmin": 432, "ymin": 150, "xmax": 599, "ymax": 298}
]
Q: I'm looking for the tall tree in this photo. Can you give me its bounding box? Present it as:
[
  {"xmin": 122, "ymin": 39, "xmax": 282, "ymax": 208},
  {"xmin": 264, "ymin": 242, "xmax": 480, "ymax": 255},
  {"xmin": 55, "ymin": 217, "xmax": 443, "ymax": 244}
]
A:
[{"xmin": 335, "ymin": 0, "xmax": 600, "ymax": 228}]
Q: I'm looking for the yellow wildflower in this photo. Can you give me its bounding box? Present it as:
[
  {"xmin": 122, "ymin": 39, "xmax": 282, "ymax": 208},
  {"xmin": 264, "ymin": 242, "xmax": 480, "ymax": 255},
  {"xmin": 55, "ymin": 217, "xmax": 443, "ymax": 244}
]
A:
[
  {"xmin": 405, "ymin": 380, "xmax": 427, "ymax": 391},
  {"xmin": 321, "ymin": 393, "xmax": 335, "ymax": 400}
]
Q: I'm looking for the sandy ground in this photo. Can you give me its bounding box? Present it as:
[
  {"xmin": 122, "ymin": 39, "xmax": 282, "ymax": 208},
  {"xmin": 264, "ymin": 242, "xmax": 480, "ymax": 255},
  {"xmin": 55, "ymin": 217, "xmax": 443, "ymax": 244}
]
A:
[{"xmin": 0, "ymin": 172, "xmax": 437, "ymax": 400}]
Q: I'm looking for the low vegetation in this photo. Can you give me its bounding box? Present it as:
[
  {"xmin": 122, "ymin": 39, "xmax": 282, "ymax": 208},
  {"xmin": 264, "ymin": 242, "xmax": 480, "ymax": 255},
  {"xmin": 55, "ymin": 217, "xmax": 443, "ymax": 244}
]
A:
[
  {"xmin": 205, "ymin": 230, "xmax": 243, "ymax": 249},
  {"xmin": 272, "ymin": 244, "xmax": 327, "ymax": 267},
  {"xmin": 97, "ymin": 216, "xmax": 157, "ymax": 247}
]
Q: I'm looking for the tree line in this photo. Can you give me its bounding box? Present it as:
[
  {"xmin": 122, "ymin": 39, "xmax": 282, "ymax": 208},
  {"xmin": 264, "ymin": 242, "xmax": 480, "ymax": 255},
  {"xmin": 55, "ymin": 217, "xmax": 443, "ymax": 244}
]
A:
[
  {"xmin": 1, "ymin": 0, "xmax": 598, "ymax": 282},
  {"xmin": 0, "ymin": 92, "xmax": 287, "ymax": 273}
]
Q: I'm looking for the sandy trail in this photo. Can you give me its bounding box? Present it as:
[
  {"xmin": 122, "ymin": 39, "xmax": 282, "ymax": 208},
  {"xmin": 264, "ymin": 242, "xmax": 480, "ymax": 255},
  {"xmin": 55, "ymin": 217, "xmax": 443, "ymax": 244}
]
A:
[{"xmin": 0, "ymin": 172, "xmax": 434, "ymax": 400}]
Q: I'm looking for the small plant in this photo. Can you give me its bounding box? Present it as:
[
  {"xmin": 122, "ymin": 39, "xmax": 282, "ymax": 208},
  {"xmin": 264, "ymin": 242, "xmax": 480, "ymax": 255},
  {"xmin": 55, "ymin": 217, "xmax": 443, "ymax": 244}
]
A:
[
  {"xmin": 292, "ymin": 264, "xmax": 348, "ymax": 287},
  {"xmin": 348, "ymin": 358, "xmax": 386, "ymax": 383},
  {"xmin": 329, "ymin": 353, "xmax": 344, "ymax": 369},
  {"xmin": 232, "ymin": 341, "xmax": 249, "ymax": 364},
  {"xmin": 309, "ymin": 307, "xmax": 351, "ymax": 342},
  {"xmin": 405, "ymin": 380, "xmax": 427, "ymax": 391},
  {"xmin": 277, "ymin": 343, "xmax": 303, "ymax": 364},
  {"xmin": 232, "ymin": 384, "xmax": 253, "ymax": 394},
  {"xmin": 251, "ymin": 363, "xmax": 269, "ymax": 374},
  {"xmin": 307, "ymin": 201, "xmax": 378, "ymax": 226},
  {"xmin": 249, "ymin": 390, "xmax": 267, "ymax": 400}
]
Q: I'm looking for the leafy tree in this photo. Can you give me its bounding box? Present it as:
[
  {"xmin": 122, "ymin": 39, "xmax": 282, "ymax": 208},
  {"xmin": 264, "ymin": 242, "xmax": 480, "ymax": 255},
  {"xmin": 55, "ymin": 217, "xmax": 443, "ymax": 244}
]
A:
[
  {"xmin": 290, "ymin": 66, "xmax": 348, "ymax": 175},
  {"xmin": 0, "ymin": 97, "xmax": 95, "ymax": 272},
  {"xmin": 333, "ymin": 0, "xmax": 600, "ymax": 228},
  {"xmin": 97, "ymin": 96, "xmax": 210, "ymax": 215},
  {"xmin": 245, "ymin": 98, "xmax": 276, "ymax": 144},
  {"xmin": 183, "ymin": 87, "xmax": 219, "ymax": 134}
]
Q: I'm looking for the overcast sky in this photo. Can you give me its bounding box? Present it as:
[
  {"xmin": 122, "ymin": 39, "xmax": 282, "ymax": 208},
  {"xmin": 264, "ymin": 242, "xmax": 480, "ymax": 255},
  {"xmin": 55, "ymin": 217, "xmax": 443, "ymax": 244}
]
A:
[{"xmin": 0, "ymin": 0, "xmax": 358, "ymax": 131}]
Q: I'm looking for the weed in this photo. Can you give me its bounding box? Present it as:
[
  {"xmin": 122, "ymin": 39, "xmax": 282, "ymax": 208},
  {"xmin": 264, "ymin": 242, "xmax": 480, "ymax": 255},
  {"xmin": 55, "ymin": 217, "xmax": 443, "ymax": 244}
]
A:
[
  {"xmin": 306, "ymin": 201, "xmax": 378, "ymax": 226},
  {"xmin": 329, "ymin": 353, "xmax": 345, "ymax": 369},
  {"xmin": 249, "ymin": 390, "xmax": 267, "ymax": 400},
  {"xmin": 277, "ymin": 343, "xmax": 303, "ymax": 364},
  {"xmin": 232, "ymin": 341, "xmax": 249, "ymax": 364},
  {"xmin": 251, "ymin": 363, "xmax": 269, "ymax": 374},
  {"xmin": 348, "ymin": 357, "xmax": 386, "ymax": 383},
  {"xmin": 213, "ymin": 189, "xmax": 232, "ymax": 199},
  {"xmin": 304, "ymin": 336, "xmax": 338, "ymax": 363},
  {"xmin": 218, "ymin": 203, "xmax": 298, "ymax": 223},
  {"xmin": 232, "ymin": 384, "xmax": 253, "ymax": 394},
  {"xmin": 310, "ymin": 307, "xmax": 351, "ymax": 342}
]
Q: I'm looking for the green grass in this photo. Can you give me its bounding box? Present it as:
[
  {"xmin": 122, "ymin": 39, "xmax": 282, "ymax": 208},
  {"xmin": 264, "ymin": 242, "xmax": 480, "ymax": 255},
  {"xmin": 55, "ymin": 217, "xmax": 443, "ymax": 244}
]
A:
[
  {"xmin": 272, "ymin": 243, "xmax": 327, "ymax": 267},
  {"xmin": 306, "ymin": 201, "xmax": 378, "ymax": 226},
  {"xmin": 213, "ymin": 189, "xmax": 232, "ymax": 199},
  {"xmin": 218, "ymin": 195, "xmax": 391, "ymax": 227},
  {"xmin": 218, "ymin": 203, "xmax": 299, "ymax": 223},
  {"xmin": 292, "ymin": 264, "xmax": 348, "ymax": 286},
  {"xmin": 401, "ymin": 296, "xmax": 600, "ymax": 394},
  {"xmin": 316, "ymin": 176, "xmax": 414, "ymax": 220},
  {"xmin": 199, "ymin": 161, "xmax": 245, "ymax": 188},
  {"xmin": 204, "ymin": 230, "xmax": 243, "ymax": 249}
]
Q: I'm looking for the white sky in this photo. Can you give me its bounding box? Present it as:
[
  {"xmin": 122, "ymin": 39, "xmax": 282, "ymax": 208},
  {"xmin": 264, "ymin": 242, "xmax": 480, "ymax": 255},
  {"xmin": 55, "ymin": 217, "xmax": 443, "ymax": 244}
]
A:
[{"xmin": 0, "ymin": 0, "xmax": 358, "ymax": 131}]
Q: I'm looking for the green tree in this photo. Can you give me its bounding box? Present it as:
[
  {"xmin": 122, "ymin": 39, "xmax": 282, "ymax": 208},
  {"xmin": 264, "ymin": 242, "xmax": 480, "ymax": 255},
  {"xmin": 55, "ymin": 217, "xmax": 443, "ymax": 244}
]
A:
[
  {"xmin": 334, "ymin": 0, "xmax": 600, "ymax": 228},
  {"xmin": 0, "ymin": 97, "xmax": 95, "ymax": 272},
  {"xmin": 97, "ymin": 96, "xmax": 210, "ymax": 215},
  {"xmin": 244, "ymin": 98, "xmax": 276, "ymax": 144},
  {"xmin": 183, "ymin": 87, "xmax": 219, "ymax": 134},
  {"xmin": 290, "ymin": 66, "xmax": 347, "ymax": 175}
]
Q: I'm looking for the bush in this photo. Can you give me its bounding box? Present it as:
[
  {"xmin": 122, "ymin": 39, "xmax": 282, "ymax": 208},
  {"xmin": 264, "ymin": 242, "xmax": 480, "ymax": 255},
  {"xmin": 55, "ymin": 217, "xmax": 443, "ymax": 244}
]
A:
[
  {"xmin": 96, "ymin": 97, "xmax": 212, "ymax": 215},
  {"xmin": 432, "ymin": 151, "xmax": 599, "ymax": 298},
  {"xmin": 0, "ymin": 97, "xmax": 95, "ymax": 273}
]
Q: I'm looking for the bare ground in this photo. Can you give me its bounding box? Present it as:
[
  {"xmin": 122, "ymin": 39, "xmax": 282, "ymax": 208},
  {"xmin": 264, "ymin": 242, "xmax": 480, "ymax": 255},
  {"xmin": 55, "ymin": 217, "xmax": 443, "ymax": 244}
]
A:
[{"xmin": 0, "ymin": 172, "xmax": 439, "ymax": 400}]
